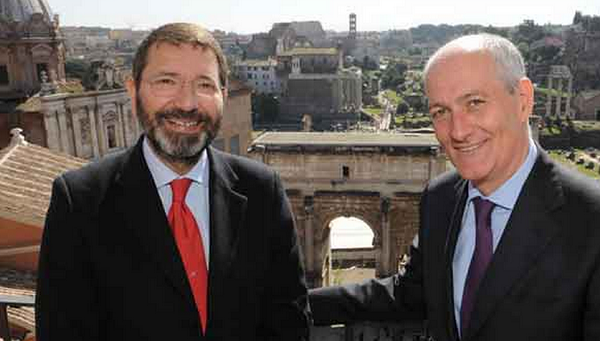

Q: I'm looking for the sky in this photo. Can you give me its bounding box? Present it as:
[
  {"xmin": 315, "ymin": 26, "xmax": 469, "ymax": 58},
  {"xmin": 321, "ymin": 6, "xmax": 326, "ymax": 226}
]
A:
[{"xmin": 48, "ymin": 0, "xmax": 598, "ymax": 34}]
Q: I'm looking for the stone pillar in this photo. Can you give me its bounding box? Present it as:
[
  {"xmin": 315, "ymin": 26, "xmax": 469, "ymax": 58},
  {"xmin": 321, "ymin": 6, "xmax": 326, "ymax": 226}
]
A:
[
  {"xmin": 56, "ymin": 109, "xmax": 71, "ymax": 154},
  {"xmin": 378, "ymin": 197, "xmax": 391, "ymax": 277},
  {"xmin": 88, "ymin": 106, "xmax": 101, "ymax": 159},
  {"xmin": 546, "ymin": 76, "xmax": 553, "ymax": 118},
  {"xmin": 120, "ymin": 103, "xmax": 130, "ymax": 147},
  {"xmin": 43, "ymin": 112, "xmax": 61, "ymax": 151},
  {"xmin": 70, "ymin": 107, "xmax": 83, "ymax": 157},
  {"xmin": 96, "ymin": 106, "xmax": 107, "ymax": 157},
  {"xmin": 303, "ymin": 196, "xmax": 316, "ymax": 287},
  {"xmin": 555, "ymin": 79, "xmax": 563, "ymax": 117},
  {"xmin": 567, "ymin": 77, "xmax": 573, "ymax": 118}
]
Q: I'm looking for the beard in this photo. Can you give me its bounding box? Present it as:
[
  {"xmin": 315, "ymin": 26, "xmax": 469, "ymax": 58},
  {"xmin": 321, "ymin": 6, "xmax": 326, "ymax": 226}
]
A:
[{"xmin": 137, "ymin": 95, "xmax": 222, "ymax": 166}]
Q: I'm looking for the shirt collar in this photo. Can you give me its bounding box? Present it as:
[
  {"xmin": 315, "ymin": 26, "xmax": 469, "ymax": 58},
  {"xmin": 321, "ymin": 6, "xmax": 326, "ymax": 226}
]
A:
[
  {"xmin": 142, "ymin": 136, "xmax": 208, "ymax": 189},
  {"xmin": 467, "ymin": 138, "xmax": 538, "ymax": 210}
]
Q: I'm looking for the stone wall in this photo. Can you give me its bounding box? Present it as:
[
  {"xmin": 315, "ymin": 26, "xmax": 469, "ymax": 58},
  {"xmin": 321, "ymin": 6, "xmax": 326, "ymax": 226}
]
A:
[{"xmin": 213, "ymin": 87, "xmax": 252, "ymax": 156}]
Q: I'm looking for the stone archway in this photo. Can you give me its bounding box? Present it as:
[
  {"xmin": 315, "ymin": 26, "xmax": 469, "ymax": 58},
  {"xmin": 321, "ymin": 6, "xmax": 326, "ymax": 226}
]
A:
[
  {"xmin": 290, "ymin": 191, "xmax": 421, "ymax": 288},
  {"xmin": 249, "ymin": 132, "xmax": 447, "ymax": 288}
]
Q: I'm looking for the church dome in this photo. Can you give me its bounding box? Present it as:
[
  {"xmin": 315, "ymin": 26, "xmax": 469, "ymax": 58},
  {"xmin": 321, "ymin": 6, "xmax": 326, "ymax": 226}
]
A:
[
  {"xmin": 0, "ymin": 0, "xmax": 54, "ymax": 24},
  {"xmin": 0, "ymin": 0, "xmax": 59, "ymax": 39}
]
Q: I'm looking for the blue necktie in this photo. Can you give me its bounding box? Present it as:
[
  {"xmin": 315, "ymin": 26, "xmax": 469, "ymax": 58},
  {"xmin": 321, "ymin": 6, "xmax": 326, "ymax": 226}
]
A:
[{"xmin": 460, "ymin": 197, "xmax": 495, "ymax": 336}]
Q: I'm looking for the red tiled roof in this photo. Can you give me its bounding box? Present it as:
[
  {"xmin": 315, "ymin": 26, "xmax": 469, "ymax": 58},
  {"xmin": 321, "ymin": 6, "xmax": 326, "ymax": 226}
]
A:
[{"xmin": 0, "ymin": 140, "xmax": 87, "ymax": 228}]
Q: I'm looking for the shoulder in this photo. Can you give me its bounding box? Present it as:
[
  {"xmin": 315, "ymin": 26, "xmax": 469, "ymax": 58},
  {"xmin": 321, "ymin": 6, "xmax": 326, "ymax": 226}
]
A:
[
  {"xmin": 61, "ymin": 148, "xmax": 129, "ymax": 189},
  {"xmin": 423, "ymin": 169, "xmax": 463, "ymax": 202},
  {"xmin": 54, "ymin": 147, "xmax": 132, "ymax": 210},
  {"xmin": 547, "ymin": 157, "xmax": 600, "ymax": 213}
]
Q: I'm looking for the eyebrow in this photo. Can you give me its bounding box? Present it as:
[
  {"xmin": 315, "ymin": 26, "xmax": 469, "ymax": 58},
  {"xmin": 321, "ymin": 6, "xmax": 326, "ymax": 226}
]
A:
[{"xmin": 148, "ymin": 72, "xmax": 217, "ymax": 82}]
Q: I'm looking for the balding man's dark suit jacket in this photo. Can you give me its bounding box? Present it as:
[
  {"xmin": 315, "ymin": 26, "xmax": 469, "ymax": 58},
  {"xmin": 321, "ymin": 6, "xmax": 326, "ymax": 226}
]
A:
[
  {"xmin": 36, "ymin": 138, "xmax": 310, "ymax": 341},
  {"xmin": 310, "ymin": 148, "xmax": 600, "ymax": 341}
]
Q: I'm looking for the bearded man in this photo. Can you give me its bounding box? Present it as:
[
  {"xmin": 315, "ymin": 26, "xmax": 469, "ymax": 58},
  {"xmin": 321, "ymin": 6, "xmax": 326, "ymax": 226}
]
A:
[{"xmin": 35, "ymin": 23, "xmax": 310, "ymax": 341}]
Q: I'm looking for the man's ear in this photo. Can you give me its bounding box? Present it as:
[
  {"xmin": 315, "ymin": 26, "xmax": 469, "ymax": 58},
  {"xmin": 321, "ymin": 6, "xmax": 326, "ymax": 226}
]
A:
[{"xmin": 518, "ymin": 77, "xmax": 534, "ymax": 122}]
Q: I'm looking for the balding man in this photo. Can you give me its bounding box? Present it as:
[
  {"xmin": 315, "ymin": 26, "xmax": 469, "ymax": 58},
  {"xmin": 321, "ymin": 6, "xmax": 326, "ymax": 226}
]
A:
[{"xmin": 309, "ymin": 34, "xmax": 600, "ymax": 341}]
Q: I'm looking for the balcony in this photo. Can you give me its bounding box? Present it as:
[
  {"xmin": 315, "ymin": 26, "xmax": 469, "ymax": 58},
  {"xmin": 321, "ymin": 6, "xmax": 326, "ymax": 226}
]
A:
[{"xmin": 310, "ymin": 321, "xmax": 430, "ymax": 341}]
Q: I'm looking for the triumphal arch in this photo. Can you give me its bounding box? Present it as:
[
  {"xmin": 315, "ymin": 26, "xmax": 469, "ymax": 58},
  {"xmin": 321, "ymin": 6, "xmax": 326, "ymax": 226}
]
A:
[{"xmin": 248, "ymin": 132, "xmax": 447, "ymax": 287}]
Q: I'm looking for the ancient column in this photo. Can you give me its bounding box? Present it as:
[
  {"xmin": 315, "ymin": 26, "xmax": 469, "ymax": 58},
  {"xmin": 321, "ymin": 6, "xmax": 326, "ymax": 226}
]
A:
[
  {"xmin": 88, "ymin": 106, "xmax": 101, "ymax": 159},
  {"xmin": 303, "ymin": 196, "xmax": 316, "ymax": 287},
  {"xmin": 69, "ymin": 107, "xmax": 83, "ymax": 157},
  {"xmin": 546, "ymin": 76, "xmax": 553, "ymax": 118},
  {"xmin": 566, "ymin": 76, "xmax": 573, "ymax": 118},
  {"xmin": 119, "ymin": 102, "xmax": 130, "ymax": 147},
  {"xmin": 56, "ymin": 109, "xmax": 71, "ymax": 154},
  {"xmin": 556, "ymin": 78, "xmax": 563, "ymax": 117},
  {"xmin": 379, "ymin": 197, "xmax": 391, "ymax": 277}
]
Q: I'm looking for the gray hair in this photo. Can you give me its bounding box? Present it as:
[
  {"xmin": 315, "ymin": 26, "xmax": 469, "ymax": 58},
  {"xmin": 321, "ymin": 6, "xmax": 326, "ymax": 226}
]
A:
[{"xmin": 423, "ymin": 33, "xmax": 526, "ymax": 94}]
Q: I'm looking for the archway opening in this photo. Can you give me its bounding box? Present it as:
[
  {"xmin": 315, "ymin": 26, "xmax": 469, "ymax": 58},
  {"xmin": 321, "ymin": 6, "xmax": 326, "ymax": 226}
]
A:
[{"xmin": 327, "ymin": 216, "xmax": 376, "ymax": 285}]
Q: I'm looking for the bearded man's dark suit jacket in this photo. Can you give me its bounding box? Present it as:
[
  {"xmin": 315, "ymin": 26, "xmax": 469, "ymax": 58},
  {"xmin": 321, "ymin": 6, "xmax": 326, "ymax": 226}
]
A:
[
  {"xmin": 36, "ymin": 138, "xmax": 310, "ymax": 341},
  {"xmin": 310, "ymin": 147, "xmax": 600, "ymax": 341}
]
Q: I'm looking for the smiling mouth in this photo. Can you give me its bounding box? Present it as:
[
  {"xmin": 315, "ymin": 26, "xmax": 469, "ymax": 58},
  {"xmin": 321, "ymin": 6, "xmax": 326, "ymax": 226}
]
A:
[
  {"xmin": 455, "ymin": 141, "xmax": 485, "ymax": 153},
  {"xmin": 166, "ymin": 118, "xmax": 199, "ymax": 128}
]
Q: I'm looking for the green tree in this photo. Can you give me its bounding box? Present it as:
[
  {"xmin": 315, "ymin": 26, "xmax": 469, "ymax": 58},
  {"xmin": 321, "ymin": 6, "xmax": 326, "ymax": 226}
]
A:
[
  {"xmin": 65, "ymin": 59, "xmax": 90, "ymax": 81},
  {"xmin": 381, "ymin": 61, "xmax": 407, "ymax": 89}
]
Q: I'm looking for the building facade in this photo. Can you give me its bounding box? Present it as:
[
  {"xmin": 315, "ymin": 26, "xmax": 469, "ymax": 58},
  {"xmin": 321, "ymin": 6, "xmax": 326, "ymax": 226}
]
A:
[
  {"xmin": 0, "ymin": 0, "xmax": 66, "ymax": 100},
  {"xmin": 236, "ymin": 59, "xmax": 281, "ymax": 95}
]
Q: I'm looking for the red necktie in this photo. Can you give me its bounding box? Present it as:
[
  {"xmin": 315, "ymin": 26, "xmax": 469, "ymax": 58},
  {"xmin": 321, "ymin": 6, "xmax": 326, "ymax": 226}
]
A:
[{"xmin": 168, "ymin": 178, "xmax": 208, "ymax": 334}]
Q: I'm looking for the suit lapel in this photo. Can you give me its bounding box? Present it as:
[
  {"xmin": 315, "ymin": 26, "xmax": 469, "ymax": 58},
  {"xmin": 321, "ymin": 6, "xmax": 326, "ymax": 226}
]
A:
[
  {"xmin": 206, "ymin": 148, "xmax": 247, "ymax": 319},
  {"xmin": 116, "ymin": 138, "xmax": 196, "ymax": 313},
  {"xmin": 464, "ymin": 150, "xmax": 565, "ymax": 340},
  {"xmin": 444, "ymin": 179, "xmax": 468, "ymax": 341}
]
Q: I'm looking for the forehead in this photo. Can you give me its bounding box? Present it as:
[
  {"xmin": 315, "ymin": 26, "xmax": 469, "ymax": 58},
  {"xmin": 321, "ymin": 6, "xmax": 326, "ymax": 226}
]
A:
[
  {"xmin": 144, "ymin": 42, "xmax": 219, "ymax": 77},
  {"xmin": 425, "ymin": 50, "xmax": 500, "ymax": 100}
]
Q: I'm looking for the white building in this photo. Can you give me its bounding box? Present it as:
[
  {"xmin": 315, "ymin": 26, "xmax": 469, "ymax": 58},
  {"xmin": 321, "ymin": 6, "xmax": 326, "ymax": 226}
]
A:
[{"xmin": 236, "ymin": 59, "xmax": 281, "ymax": 95}]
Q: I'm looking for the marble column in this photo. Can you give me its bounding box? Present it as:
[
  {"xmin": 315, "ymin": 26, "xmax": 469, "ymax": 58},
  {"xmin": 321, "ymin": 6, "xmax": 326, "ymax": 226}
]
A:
[
  {"xmin": 546, "ymin": 76, "xmax": 553, "ymax": 118},
  {"xmin": 70, "ymin": 107, "xmax": 83, "ymax": 158},
  {"xmin": 556, "ymin": 79, "xmax": 563, "ymax": 117},
  {"xmin": 303, "ymin": 196, "xmax": 316, "ymax": 287},
  {"xmin": 88, "ymin": 106, "xmax": 101, "ymax": 159},
  {"xmin": 56, "ymin": 109, "xmax": 71, "ymax": 154},
  {"xmin": 379, "ymin": 197, "xmax": 391, "ymax": 277},
  {"xmin": 567, "ymin": 77, "xmax": 573, "ymax": 118}
]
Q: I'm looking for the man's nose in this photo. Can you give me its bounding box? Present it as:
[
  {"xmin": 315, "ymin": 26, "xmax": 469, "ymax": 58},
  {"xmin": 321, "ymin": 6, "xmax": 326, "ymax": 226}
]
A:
[
  {"xmin": 449, "ymin": 109, "xmax": 473, "ymax": 141},
  {"xmin": 173, "ymin": 82, "xmax": 199, "ymax": 111}
]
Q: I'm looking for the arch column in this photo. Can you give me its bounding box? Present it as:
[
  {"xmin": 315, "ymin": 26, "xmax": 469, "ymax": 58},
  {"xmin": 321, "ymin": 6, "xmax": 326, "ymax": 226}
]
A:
[
  {"xmin": 378, "ymin": 197, "xmax": 391, "ymax": 277},
  {"xmin": 303, "ymin": 195, "xmax": 318, "ymax": 287}
]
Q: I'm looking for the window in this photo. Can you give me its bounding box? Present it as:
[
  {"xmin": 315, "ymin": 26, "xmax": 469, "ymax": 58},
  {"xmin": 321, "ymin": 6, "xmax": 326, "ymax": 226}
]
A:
[
  {"xmin": 342, "ymin": 165, "xmax": 350, "ymax": 179},
  {"xmin": 230, "ymin": 135, "xmax": 240, "ymax": 155},
  {"xmin": 212, "ymin": 138, "xmax": 225, "ymax": 151},
  {"xmin": 0, "ymin": 65, "xmax": 8, "ymax": 85},
  {"xmin": 36, "ymin": 63, "xmax": 49, "ymax": 80},
  {"xmin": 107, "ymin": 125, "xmax": 117, "ymax": 149},
  {"xmin": 596, "ymin": 109, "xmax": 600, "ymax": 121},
  {"xmin": 247, "ymin": 72, "xmax": 252, "ymax": 79}
]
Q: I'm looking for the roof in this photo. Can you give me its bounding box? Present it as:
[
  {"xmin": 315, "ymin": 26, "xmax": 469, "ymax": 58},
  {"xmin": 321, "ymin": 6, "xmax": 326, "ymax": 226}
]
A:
[
  {"xmin": 578, "ymin": 90, "xmax": 600, "ymax": 101},
  {"xmin": 252, "ymin": 132, "xmax": 439, "ymax": 149},
  {"xmin": 279, "ymin": 47, "xmax": 338, "ymax": 57},
  {"xmin": 237, "ymin": 59, "xmax": 276, "ymax": 67},
  {"xmin": 0, "ymin": 132, "xmax": 87, "ymax": 228},
  {"xmin": 549, "ymin": 65, "xmax": 571, "ymax": 78},
  {"xmin": 289, "ymin": 21, "xmax": 325, "ymax": 39},
  {"xmin": 0, "ymin": 268, "xmax": 36, "ymax": 333},
  {"xmin": 0, "ymin": 0, "xmax": 53, "ymax": 23}
]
